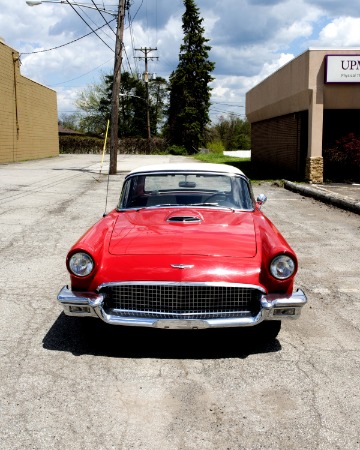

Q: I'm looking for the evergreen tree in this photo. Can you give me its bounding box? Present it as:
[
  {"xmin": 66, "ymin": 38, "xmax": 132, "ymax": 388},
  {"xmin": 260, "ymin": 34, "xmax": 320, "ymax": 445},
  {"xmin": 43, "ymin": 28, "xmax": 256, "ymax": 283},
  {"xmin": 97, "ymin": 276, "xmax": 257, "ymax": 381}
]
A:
[{"xmin": 165, "ymin": 0, "xmax": 215, "ymax": 153}]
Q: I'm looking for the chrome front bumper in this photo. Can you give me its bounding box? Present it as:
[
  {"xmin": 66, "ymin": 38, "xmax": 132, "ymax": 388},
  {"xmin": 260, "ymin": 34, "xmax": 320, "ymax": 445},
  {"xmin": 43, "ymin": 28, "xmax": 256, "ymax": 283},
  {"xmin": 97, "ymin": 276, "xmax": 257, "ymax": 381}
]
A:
[{"xmin": 57, "ymin": 285, "xmax": 307, "ymax": 329}]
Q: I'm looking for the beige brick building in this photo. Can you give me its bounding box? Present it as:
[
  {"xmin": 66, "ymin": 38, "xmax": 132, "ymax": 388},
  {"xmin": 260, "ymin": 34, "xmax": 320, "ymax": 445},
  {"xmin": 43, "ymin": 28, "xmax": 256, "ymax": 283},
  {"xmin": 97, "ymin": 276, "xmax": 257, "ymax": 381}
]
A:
[
  {"xmin": 0, "ymin": 40, "xmax": 59, "ymax": 164},
  {"xmin": 246, "ymin": 49, "xmax": 360, "ymax": 183}
]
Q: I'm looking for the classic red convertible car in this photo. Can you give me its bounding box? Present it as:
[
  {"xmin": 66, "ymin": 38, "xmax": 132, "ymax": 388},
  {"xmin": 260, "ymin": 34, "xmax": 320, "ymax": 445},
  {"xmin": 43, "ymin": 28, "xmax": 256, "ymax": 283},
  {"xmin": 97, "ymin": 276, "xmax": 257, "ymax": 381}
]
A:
[{"xmin": 58, "ymin": 163, "xmax": 307, "ymax": 339}]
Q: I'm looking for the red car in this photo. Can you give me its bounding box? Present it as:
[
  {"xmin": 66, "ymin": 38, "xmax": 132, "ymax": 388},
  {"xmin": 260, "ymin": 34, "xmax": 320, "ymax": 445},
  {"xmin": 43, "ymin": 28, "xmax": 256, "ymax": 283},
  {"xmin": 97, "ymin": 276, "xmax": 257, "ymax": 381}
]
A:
[{"xmin": 58, "ymin": 163, "xmax": 307, "ymax": 339}]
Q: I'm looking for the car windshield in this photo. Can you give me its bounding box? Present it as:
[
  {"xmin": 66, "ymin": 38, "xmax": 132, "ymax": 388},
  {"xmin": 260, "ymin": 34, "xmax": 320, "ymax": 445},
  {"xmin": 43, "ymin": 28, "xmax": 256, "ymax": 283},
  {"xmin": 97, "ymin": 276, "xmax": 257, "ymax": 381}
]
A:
[{"xmin": 118, "ymin": 172, "xmax": 254, "ymax": 210}]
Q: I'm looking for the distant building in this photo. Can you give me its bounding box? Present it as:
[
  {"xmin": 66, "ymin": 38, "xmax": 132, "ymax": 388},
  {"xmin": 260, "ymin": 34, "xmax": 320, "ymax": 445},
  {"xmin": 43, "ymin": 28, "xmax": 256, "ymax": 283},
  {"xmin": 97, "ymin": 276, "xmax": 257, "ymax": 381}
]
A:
[
  {"xmin": 0, "ymin": 40, "xmax": 59, "ymax": 164},
  {"xmin": 246, "ymin": 49, "xmax": 360, "ymax": 183},
  {"xmin": 58, "ymin": 126, "xmax": 84, "ymax": 136}
]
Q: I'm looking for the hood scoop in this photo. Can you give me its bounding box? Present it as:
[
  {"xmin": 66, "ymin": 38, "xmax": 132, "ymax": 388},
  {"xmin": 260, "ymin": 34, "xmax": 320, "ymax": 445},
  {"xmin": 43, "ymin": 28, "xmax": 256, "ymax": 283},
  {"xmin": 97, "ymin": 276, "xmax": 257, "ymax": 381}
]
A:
[{"xmin": 167, "ymin": 215, "xmax": 202, "ymax": 223}]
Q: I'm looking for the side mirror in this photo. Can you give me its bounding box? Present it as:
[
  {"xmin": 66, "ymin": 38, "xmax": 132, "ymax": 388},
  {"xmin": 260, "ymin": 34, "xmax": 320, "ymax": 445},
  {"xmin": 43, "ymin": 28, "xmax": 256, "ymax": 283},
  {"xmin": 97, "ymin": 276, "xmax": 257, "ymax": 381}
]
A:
[{"xmin": 256, "ymin": 194, "xmax": 267, "ymax": 209}]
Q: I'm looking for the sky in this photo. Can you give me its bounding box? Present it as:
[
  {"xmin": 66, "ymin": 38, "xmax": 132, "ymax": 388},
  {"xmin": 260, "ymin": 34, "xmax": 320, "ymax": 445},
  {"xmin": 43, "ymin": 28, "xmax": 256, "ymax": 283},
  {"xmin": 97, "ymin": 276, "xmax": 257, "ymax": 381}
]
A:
[{"xmin": 2, "ymin": 0, "xmax": 360, "ymax": 123}]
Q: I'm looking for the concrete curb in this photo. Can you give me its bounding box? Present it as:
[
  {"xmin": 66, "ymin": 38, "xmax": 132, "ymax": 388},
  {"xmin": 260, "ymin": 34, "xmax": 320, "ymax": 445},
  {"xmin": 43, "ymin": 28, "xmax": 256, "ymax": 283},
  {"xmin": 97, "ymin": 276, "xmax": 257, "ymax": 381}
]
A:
[{"xmin": 284, "ymin": 180, "xmax": 360, "ymax": 215}]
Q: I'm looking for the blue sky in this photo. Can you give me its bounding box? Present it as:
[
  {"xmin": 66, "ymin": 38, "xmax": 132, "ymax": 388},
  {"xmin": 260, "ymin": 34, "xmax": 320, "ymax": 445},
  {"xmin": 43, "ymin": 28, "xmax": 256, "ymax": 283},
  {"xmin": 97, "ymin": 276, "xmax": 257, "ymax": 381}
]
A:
[{"xmin": 2, "ymin": 0, "xmax": 360, "ymax": 122}]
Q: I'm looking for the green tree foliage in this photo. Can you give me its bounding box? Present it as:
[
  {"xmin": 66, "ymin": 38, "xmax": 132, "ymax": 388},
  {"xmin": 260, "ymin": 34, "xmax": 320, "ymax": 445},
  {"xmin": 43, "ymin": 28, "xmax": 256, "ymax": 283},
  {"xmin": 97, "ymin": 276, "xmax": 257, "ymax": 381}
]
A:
[
  {"xmin": 150, "ymin": 77, "xmax": 169, "ymax": 134},
  {"xmin": 165, "ymin": 0, "xmax": 215, "ymax": 153},
  {"xmin": 208, "ymin": 114, "xmax": 251, "ymax": 151},
  {"xmin": 100, "ymin": 72, "xmax": 147, "ymax": 137},
  {"xmin": 76, "ymin": 72, "xmax": 168, "ymax": 138},
  {"xmin": 75, "ymin": 76, "xmax": 108, "ymax": 135},
  {"xmin": 119, "ymin": 74, "xmax": 169, "ymax": 137}
]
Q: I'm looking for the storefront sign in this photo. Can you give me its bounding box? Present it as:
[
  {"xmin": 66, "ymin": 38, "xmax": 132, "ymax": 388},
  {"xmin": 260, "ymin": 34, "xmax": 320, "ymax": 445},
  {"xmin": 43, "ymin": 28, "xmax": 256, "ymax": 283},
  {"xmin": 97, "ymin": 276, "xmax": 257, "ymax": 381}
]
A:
[{"xmin": 325, "ymin": 55, "xmax": 360, "ymax": 83}]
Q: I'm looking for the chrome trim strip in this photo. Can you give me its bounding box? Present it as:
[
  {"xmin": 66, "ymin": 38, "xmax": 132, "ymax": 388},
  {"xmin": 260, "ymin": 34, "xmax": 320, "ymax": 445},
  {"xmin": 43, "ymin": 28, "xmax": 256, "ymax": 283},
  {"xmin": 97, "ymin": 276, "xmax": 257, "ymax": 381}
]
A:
[
  {"xmin": 92, "ymin": 311, "xmax": 268, "ymax": 329},
  {"xmin": 117, "ymin": 205, "xmax": 253, "ymax": 212},
  {"xmin": 57, "ymin": 285, "xmax": 307, "ymax": 327},
  {"xmin": 170, "ymin": 264, "xmax": 195, "ymax": 269},
  {"xmin": 97, "ymin": 281, "xmax": 267, "ymax": 292}
]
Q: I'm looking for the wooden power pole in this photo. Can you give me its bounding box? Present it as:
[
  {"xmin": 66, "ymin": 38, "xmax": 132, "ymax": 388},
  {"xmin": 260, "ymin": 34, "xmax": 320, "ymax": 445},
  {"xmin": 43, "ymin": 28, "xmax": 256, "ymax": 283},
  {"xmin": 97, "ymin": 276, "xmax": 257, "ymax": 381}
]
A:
[
  {"xmin": 135, "ymin": 47, "xmax": 158, "ymax": 150},
  {"xmin": 109, "ymin": 0, "xmax": 126, "ymax": 175}
]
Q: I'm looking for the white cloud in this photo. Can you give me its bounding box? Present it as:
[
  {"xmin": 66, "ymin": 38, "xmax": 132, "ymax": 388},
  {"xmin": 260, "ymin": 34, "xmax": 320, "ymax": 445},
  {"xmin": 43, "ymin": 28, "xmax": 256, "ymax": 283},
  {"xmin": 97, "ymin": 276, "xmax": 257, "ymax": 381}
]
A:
[
  {"xmin": 57, "ymin": 87, "xmax": 83, "ymax": 114},
  {"xmin": 314, "ymin": 17, "xmax": 360, "ymax": 47},
  {"xmin": 210, "ymin": 52, "xmax": 294, "ymax": 121}
]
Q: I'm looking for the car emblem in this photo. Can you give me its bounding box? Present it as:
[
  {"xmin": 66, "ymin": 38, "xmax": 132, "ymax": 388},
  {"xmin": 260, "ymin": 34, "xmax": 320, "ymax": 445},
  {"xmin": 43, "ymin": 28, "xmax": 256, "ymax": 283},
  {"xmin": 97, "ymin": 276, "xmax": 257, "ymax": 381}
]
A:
[{"xmin": 171, "ymin": 264, "xmax": 194, "ymax": 269}]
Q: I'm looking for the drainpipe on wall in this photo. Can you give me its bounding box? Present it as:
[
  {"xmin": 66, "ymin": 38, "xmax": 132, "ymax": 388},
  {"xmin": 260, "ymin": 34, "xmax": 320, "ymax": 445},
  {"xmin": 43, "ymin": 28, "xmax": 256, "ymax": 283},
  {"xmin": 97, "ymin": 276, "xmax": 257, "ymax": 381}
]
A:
[{"xmin": 12, "ymin": 52, "xmax": 20, "ymax": 140}]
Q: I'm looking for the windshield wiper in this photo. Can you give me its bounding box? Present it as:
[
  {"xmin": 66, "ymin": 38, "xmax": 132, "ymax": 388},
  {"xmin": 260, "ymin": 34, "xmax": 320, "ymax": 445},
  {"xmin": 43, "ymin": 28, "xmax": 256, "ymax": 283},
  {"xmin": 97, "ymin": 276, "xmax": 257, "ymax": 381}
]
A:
[{"xmin": 187, "ymin": 202, "xmax": 219, "ymax": 206}]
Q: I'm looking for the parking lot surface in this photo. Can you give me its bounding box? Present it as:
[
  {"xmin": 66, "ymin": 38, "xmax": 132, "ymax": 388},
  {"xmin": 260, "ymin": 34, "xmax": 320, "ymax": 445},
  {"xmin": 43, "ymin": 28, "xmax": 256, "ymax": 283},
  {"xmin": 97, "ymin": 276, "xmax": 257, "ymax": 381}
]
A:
[{"xmin": 1, "ymin": 155, "xmax": 360, "ymax": 450}]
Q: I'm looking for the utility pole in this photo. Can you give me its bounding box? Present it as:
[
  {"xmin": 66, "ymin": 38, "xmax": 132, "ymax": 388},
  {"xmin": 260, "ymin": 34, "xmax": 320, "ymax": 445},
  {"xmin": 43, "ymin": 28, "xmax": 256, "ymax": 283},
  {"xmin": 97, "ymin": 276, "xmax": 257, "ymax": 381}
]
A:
[
  {"xmin": 135, "ymin": 47, "xmax": 158, "ymax": 150},
  {"xmin": 109, "ymin": 0, "xmax": 126, "ymax": 175}
]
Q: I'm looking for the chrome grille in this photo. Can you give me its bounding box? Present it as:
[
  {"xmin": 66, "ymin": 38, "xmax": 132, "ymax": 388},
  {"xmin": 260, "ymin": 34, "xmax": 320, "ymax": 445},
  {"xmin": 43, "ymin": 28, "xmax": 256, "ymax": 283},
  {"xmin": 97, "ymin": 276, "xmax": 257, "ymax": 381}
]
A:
[{"xmin": 100, "ymin": 283, "xmax": 262, "ymax": 319}]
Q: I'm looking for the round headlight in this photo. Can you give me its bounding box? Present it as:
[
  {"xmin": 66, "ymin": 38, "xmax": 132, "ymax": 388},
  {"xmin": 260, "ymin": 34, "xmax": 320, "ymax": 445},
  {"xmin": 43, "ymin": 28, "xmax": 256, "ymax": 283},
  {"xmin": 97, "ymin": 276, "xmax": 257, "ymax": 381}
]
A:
[
  {"xmin": 69, "ymin": 252, "xmax": 94, "ymax": 277},
  {"xmin": 270, "ymin": 255, "xmax": 295, "ymax": 280}
]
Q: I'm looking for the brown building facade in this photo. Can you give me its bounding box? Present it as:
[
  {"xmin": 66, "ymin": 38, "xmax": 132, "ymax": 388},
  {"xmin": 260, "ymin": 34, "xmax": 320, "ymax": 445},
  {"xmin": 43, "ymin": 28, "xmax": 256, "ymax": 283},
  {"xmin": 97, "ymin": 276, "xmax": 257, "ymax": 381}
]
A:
[
  {"xmin": 246, "ymin": 49, "xmax": 360, "ymax": 183},
  {"xmin": 0, "ymin": 40, "xmax": 59, "ymax": 164}
]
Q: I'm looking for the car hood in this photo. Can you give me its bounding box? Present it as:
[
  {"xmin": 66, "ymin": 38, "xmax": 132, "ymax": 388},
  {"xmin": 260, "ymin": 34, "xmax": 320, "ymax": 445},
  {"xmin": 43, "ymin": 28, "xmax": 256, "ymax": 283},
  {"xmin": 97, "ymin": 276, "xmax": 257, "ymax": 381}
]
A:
[{"xmin": 109, "ymin": 208, "xmax": 257, "ymax": 258}]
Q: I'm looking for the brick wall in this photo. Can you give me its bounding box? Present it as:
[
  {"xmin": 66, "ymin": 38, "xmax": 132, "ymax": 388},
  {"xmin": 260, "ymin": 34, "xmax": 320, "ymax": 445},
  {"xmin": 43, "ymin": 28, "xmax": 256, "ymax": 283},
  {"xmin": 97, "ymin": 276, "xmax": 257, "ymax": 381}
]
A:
[
  {"xmin": 251, "ymin": 111, "xmax": 308, "ymax": 180},
  {"xmin": 0, "ymin": 42, "xmax": 59, "ymax": 164}
]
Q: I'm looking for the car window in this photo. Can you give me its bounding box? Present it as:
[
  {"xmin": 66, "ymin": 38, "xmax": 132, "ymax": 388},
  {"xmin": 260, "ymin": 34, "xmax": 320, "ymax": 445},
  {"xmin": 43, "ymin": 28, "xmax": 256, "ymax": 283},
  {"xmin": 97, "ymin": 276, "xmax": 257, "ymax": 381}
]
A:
[
  {"xmin": 143, "ymin": 174, "xmax": 231, "ymax": 193},
  {"xmin": 118, "ymin": 173, "xmax": 254, "ymax": 210}
]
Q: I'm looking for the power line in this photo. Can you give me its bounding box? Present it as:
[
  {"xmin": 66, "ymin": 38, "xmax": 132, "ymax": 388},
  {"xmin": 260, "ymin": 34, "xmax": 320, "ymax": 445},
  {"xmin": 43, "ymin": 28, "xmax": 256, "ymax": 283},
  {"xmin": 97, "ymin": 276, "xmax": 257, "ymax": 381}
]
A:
[
  {"xmin": 123, "ymin": 46, "xmax": 135, "ymax": 77},
  {"xmin": 20, "ymin": 19, "xmax": 115, "ymax": 55},
  {"xmin": 64, "ymin": 0, "xmax": 114, "ymax": 52},
  {"xmin": 130, "ymin": 0, "xmax": 144, "ymax": 22},
  {"xmin": 127, "ymin": 7, "xmax": 140, "ymax": 74},
  {"xmin": 49, "ymin": 57, "xmax": 114, "ymax": 86},
  {"xmin": 90, "ymin": 0, "xmax": 116, "ymax": 36},
  {"xmin": 210, "ymin": 107, "xmax": 246, "ymax": 118},
  {"xmin": 155, "ymin": 0, "xmax": 158, "ymax": 45},
  {"xmin": 78, "ymin": 5, "xmax": 115, "ymax": 42},
  {"xmin": 212, "ymin": 102, "xmax": 245, "ymax": 107}
]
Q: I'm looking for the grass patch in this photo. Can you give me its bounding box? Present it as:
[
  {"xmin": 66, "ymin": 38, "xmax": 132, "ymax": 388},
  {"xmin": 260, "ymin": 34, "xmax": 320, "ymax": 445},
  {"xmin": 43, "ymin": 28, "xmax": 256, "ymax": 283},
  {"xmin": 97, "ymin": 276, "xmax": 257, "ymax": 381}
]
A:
[
  {"xmin": 206, "ymin": 140, "xmax": 225, "ymax": 153},
  {"xmin": 194, "ymin": 153, "xmax": 244, "ymax": 164},
  {"xmin": 193, "ymin": 153, "xmax": 277, "ymax": 182}
]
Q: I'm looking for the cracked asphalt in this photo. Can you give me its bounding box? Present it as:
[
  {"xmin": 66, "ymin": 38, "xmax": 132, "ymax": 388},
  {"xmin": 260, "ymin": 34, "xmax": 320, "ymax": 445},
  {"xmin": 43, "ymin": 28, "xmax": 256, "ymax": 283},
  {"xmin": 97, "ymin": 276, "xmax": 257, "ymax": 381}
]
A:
[{"xmin": 1, "ymin": 155, "xmax": 359, "ymax": 450}]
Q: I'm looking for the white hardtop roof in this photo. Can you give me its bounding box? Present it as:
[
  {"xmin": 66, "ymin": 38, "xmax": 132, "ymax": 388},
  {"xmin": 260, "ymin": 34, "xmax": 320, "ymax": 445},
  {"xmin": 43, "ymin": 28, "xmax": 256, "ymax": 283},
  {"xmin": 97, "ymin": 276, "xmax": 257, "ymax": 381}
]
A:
[{"xmin": 128, "ymin": 162, "xmax": 245, "ymax": 176}]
